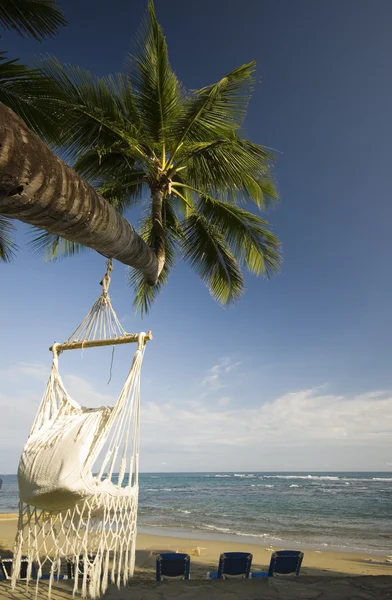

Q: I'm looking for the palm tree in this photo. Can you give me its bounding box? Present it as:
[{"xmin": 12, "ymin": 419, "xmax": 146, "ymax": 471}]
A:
[
  {"xmin": 0, "ymin": 103, "xmax": 158, "ymax": 282},
  {"xmin": 0, "ymin": 0, "xmax": 66, "ymax": 261},
  {"xmin": 1, "ymin": 0, "xmax": 281, "ymax": 313}
]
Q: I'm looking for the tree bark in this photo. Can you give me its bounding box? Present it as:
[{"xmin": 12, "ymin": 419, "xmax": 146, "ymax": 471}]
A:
[
  {"xmin": 151, "ymin": 186, "xmax": 165, "ymax": 277},
  {"xmin": 0, "ymin": 104, "xmax": 159, "ymax": 285}
]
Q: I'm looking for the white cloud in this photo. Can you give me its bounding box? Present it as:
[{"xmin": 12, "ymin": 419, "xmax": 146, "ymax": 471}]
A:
[
  {"xmin": 63, "ymin": 374, "xmax": 116, "ymax": 408},
  {"xmin": 0, "ymin": 390, "xmax": 39, "ymax": 455},
  {"xmin": 202, "ymin": 357, "xmax": 241, "ymax": 390},
  {"xmin": 0, "ymin": 363, "xmax": 49, "ymax": 458},
  {"xmin": 0, "ymin": 361, "xmax": 48, "ymax": 383},
  {"xmin": 1, "ymin": 359, "xmax": 391, "ymax": 473},
  {"xmin": 218, "ymin": 396, "xmax": 231, "ymax": 407},
  {"xmin": 224, "ymin": 361, "xmax": 242, "ymax": 373},
  {"xmin": 139, "ymin": 388, "xmax": 392, "ymax": 470}
]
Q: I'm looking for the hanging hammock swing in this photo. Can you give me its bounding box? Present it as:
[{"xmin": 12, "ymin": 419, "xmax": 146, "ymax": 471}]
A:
[{"xmin": 12, "ymin": 260, "xmax": 151, "ymax": 598}]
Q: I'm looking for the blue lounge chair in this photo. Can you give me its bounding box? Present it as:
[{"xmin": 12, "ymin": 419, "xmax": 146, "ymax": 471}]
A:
[
  {"xmin": 67, "ymin": 554, "xmax": 97, "ymax": 580},
  {"xmin": 207, "ymin": 552, "xmax": 252, "ymax": 580},
  {"xmin": 156, "ymin": 553, "xmax": 190, "ymax": 581},
  {"xmin": 251, "ymin": 550, "xmax": 304, "ymax": 578},
  {"xmin": 0, "ymin": 556, "xmax": 37, "ymax": 581},
  {"xmin": 0, "ymin": 555, "xmax": 68, "ymax": 582}
]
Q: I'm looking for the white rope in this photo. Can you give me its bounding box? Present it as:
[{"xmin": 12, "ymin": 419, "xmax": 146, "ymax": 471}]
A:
[
  {"xmin": 66, "ymin": 261, "xmax": 128, "ymax": 345},
  {"xmin": 12, "ymin": 261, "xmax": 149, "ymax": 598}
]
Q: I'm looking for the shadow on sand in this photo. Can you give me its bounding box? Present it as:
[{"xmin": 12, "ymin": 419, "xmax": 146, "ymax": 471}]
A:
[{"xmin": 0, "ymin": 548, "xmax": 390, "ymax": 599}]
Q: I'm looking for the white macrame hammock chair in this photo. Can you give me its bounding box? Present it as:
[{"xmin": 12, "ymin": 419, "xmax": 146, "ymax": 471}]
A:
[{"xmin": 12, "ymin": 261, "xmax": 151, "ymax": 598}]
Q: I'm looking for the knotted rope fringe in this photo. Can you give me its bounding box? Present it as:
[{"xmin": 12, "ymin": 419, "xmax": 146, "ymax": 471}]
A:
[{"xmin": 12, "ymin": 261, "xmax": 150, "ymax": 598}]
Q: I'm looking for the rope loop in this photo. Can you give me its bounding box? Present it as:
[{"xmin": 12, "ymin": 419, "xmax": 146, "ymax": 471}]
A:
[{"xmin": 100, "ymin": 259, "xmax": 113, "ymax": 297}]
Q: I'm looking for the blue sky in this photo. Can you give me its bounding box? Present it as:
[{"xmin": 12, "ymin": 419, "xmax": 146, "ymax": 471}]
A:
[{"xmin": 1, "ymin": 0, "xmax": 392, "ymax": 472}]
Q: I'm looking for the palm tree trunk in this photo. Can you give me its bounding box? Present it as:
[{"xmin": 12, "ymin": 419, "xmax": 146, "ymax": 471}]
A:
[
  {"xmin": 151, "ymin": 186, "xmax": 165, "ymax": 277},
  {"xmin": 0, "ymin": 104, "xmax": 159, "ymax": 285}
]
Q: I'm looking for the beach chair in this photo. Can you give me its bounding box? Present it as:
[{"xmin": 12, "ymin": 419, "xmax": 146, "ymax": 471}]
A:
[
  {"xmin": 156, "ymin": 553, "xmax": 190, "ymax": 581},
  {"xmin": 0, "ymin": 555, "xmax": 69, "ymax": 582},
  {"xmin": 251, "ymin": 550, "xmax": 304, "ymax": 578},
  {"xmin": 67, "ymin": 554, "xmax": 97, "ymax": 580},
  {"xmin": 207, "ymin": 552, "xmax": 252, "ymax": 580},
  {"xmin": 0, "ymin": 556, "xmax": 37, "ymax": 581}
]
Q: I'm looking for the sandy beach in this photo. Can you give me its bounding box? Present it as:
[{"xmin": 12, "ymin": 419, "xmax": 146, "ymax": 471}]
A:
[{"xmin": 0, "ymin": 514, "xmax": 391, "ymax": 599}]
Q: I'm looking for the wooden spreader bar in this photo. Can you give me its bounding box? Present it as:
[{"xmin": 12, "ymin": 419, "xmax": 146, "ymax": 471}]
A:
[{"xmin": 49, "ymin": 330, "xmax": 152, "ymax": 352}]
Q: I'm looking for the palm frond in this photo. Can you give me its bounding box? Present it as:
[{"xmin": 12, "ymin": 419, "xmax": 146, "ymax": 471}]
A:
[
  {"xmin": 177, "ymin": 136, "xmax": 277, "ymax": 207},
  {"xmin": 257, "ymin": 177, "xmax": 279, "ymax": 210},
  {"xmin": 197, "ymin": 196, "xmax": 281, "ymax": 276},
  {"xmin": 170, "ymin": 173, "xmax": 195, "ymax": 216},
  {"xmin": 181, "ymin": 212, "xmax": 244, "ymax": 304},
  {"xmin": 126, "ymin": 0, "xmax": 184, "ymax": 150},
  {"xmin": 73, "ymin": 144, "xmax": 143, "ymax": 180},
  {"xmin": 73, "ymin": 147, "xmax": 149, "ymax": 211},
  {"xmin": 171, "ymin": 187, "xmax": 194, "ymax": 217},
  {"xmin": 0, "ymin": 51, "xmax": 61, "ymax": 137},
  {"xmin": 114, "ymin": 72, "xmax": 144, "ymax": 132},
  {"xmin": 128, "ymin": 200, "xmax": 181, "ymax": 315},
  {"xmin": 33, "ymin": 57, "xmax": 152, "ymax": 160},
  {"xmin": 97, "ymin": 174, "xmax": 147, "ymax": 211},
  {"xmin": 29, "ymin": 229, "xmax": 86, "ymax": 261},
  {"xmin": 0, "ymin": 216, "xmax": 17, "ymax": 262},
  {"xmin": 30, "ymin": 57, "xmax": 121, "ymax": 152},
  {"xmin": 0, "ymin": 0, "xmax": 66, "ymax": 41},
  {"xmin": 171, "ymin": 62, "xmax": 255, "ymax": 158}
]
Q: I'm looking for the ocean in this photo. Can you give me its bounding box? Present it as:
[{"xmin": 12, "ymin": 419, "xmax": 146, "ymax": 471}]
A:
[{"xmin": 1, "ymin": 472, "xmax": 391, "ymax": 555}]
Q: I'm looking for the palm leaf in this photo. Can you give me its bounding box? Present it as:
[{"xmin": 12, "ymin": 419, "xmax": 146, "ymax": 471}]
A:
[
  {"xmin": 115, "ymin": 72, "xmax": 144, "ymax": 133},
  {"xmin": 0, "ymin": 216, "xmax": 17, "ymax": 262},
  {"xmin": 74, "ymin": 148, "xmax": 149, "ymax": 210},
  {"xmin": 33, "ymin": 57, "xmax": 151, "ymax": 160},
  {"xmin": 257, "ymin": 177, "xmax": 280, "ymax": 210},
  {"xmin": 97, "ymin": 173, "xmax": 147, "ymax": 211},
  {"xmin": 181, "ymin": 212, "xmax": 244, "ymax": 304},
  {"xmin": 177, "ymin": 136, "xmax": 277, "ymax": 207},
  {"xmin": 73, "ymin": 145, "xmax": 143, "ymax": 181},
  {"xmin": 29, "ymin": 229, "xmax": 86, "ymax": 261},
  {"xmin": 0, "ymin": 52, "xmax": 61, "ymax": 138},
  {"xmin": 171, "ymin": 181, "xmax": 195, "ymax": 217},
  {"xmin": 171, "ymin": 62, "xmax": 255, "ymax": 158},
  {"xmin": 0, "ymin": 0, "xmax": 66, "ymax": 41},
  {"xmin": 126, "ymin": 0, "xmax": 184, "ymax": 150},
  {"xmin": 128, "ymin": 200, "xmax": 181, "ymax": 315},
  {"xmin": 197, "ymin": 196, "xmax": 281, "ymax": 276}
]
